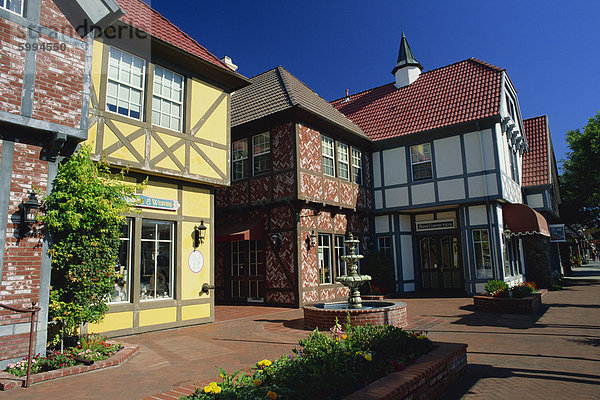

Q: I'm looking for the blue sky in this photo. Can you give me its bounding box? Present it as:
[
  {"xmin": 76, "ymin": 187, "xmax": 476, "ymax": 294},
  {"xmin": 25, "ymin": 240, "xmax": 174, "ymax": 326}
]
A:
[{"xmin": 146, "ymin": 0, "xmax": 599, "ymax": 168}]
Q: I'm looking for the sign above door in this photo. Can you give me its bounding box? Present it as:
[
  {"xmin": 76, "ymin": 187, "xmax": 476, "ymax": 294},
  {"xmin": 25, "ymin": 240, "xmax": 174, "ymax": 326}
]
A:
[{"xmin": 416, "ymin": 219, "xmax": 456, "ymax": 232}]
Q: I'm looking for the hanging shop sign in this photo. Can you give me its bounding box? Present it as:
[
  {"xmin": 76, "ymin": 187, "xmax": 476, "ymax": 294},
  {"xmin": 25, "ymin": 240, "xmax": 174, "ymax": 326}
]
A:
[
  {"xmin": 549, "ymin": 224, "xmax": 566, "ymax": 242},
  {"xmin": 416, "ymin": 219, "xmax": 456, "ymax": 232},
  {"xmin": 127, "ymin": 194, "xmax": 180, "ymax": 211}
]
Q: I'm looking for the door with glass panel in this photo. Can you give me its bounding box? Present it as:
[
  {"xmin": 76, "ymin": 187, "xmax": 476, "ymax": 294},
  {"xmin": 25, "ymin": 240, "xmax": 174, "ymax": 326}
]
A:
[
  {"xmin": 419, "ymin": 234, "xmax": 463, "ymax": 290},
  {"xmin": 230, "ymin": 240, "xmax": 265, "ymax": 302}
]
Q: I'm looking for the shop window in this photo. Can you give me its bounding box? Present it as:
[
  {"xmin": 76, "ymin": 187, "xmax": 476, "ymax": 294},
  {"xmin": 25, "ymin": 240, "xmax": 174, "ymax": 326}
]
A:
[
  {"xmin": 140, "ymin": 220, "xmax": 175, "ymax": 300},
  {"xmin": 232, "ymin": 138, "xmax": 249, "ymax": 180},
  {"xmin": 106, "ymin": 47, "xmax": 145, "ymax": 120},
  {"xmin": 352, "ymin": 148, "xmax": 362, "ymax": 184},
  {"xmin": 252, "ymin": 132, "xmax": 270, "ymax": 175},
  {"xmin": 473, "ymin": 229, "xmax": 492, "ymax": 279},
  {"xmin": 321, "ymin": 136, "xmax": 335, "ymax": 177},
  {"xmin": 337, "ymin": 143, "xmax": 349, "ymax": 180},
  {"xmin": 152, "ymin": 65, "xmax": 184, "ymax": 131},
  {"xmin": 378, "ymin": 236, "xmax": 392, "ymax": 259},
  {"xmin": 334, "ymin": 235, "xmax": 347, "ymax": 277},
  {"xmin": 410, "ymin": 143, "xmax": 433, "ymax": 181},
  {"xmin": 318, "ymin": 234, "xmax": 332, "ymax": 284},
  {"xmin": 503, "ymin": 236, "xmax": 522, "ymax": 277},
  {"xmin": 111, "ymin": 218, "xmax": 134, "ymax": 303},
  {"xmin": 0, "ymin": 0, "xmax": 23, "ymax": 15}
]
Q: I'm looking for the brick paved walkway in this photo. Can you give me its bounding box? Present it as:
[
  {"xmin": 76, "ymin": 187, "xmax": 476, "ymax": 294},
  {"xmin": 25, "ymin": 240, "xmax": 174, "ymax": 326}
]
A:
[{"xmin": 3, "ymin": 263, "xmax": 599, "ymax": 399}]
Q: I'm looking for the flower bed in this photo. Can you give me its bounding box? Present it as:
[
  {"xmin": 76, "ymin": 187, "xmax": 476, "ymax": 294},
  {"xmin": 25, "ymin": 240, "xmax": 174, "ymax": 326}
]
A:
[
  {"xmin": 180, "ymin": 321, "xmax": 435, "ymax": 400},
  {"xmin": 0, "ymin": 335, "xmax": 139, "ymax": 391},
  {"xmin": 473, "ymin": 290, "xmax": 546, "ymax": 314}
]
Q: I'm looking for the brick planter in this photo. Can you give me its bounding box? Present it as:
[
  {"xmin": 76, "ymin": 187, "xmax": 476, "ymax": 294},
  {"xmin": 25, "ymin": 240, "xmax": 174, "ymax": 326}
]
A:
[
  {"xmin": 0, "ymin": 342, "xmax": 139, "ymax": 391},
  {"xmin": 343, "ymin": 342, "xmax": 468, "ymax": 400},
  {"xmin": 473, "ymin": 289, "xmax": 547, "ymax": 314},
  {"xmin": 303, "ymin": 301, "xmax": 407, "ymax": 330}
]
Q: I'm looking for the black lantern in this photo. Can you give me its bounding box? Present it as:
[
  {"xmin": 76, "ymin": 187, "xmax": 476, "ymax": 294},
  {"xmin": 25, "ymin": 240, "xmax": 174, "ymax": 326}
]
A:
[
  {"xmin": 306, "ymin": 229, "xmax": 317, "ymax": 249},
  {"xmin": 193, "ymin": 220, "xmax": 207, "ymax": 248},
  {"xmin": 270, "ymin": 232, "xmax": 281, "ymax": 252},
  {"xmin": 20, "ymin": 192, "xmax": 40, "ymax": 238}
]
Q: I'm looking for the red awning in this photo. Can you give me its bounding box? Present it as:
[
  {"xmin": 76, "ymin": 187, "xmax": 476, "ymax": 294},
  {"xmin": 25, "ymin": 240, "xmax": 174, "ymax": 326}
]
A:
[
  {"xmin": 502, "ymin": 203, "xmax": 550, "ymax": 237},
  {"xmin": 215, "ymin": 219, "xmax": 265, "ymax": 242}
]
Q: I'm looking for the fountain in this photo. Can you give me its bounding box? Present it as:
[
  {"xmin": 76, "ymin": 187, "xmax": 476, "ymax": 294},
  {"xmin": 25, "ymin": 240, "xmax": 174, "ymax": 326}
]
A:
[{"xmin": 303, "ymin": 233, "xmax": 408, "ymax": 330}]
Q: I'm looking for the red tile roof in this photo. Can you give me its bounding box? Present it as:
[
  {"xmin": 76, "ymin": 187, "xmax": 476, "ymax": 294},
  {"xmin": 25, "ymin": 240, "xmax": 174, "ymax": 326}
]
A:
[
  {"xmin": 115, "ymin": 0, "xmax": 230, "ymax": 71},
  {"xmin": 522, "ymin": 115, "xmax": 550, "ymax": 187},
  {"xmin": 331, "ymin": 58, "xmax": 504, "ymax": 141}
]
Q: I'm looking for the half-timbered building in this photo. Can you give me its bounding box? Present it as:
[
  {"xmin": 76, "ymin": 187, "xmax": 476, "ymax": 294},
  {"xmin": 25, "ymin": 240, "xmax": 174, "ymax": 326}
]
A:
[
  {"xmin": 332, "ymin": 34, "xmax": 550, "ymax": 295},
  {"xmin": 83, "ymin": 0, "xmax": 249, "ymax": 336},
  {"xmin": 215, "ymin": 66, "xmax": 372, "ymax": 307}
]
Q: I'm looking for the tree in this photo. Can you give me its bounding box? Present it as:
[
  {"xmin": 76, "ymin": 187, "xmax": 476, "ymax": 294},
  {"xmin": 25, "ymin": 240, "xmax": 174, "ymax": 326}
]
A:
[
  {"xmin": 42, "ymin": 145, "xmax": 142, "ymax": 341},
  {"xmin": 559, "ymin": 112, "xmax": 600, "ymax": 230}
]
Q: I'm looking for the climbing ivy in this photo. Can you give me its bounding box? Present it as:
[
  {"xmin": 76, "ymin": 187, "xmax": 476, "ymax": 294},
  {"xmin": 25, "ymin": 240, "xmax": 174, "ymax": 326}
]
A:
[{"xmin": 42, "ymin": 145, "xmax": 143, "ymax": 341}]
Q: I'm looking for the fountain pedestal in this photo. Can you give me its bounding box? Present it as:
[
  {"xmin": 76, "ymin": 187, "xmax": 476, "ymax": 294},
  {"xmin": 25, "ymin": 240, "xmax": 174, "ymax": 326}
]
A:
[{"xmin": 335, "ymin": 233, "xmax": 370, "ymax": 308}]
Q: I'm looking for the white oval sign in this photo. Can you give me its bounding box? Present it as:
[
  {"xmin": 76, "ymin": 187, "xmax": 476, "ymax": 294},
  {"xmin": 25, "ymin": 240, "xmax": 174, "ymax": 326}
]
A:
[{"xmin": 188, "ymin": 250, "xmax": 204, "ymax": 273}]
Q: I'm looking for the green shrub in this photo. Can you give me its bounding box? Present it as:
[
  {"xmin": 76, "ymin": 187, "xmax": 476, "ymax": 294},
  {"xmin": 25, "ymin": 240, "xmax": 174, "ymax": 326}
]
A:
[
  {"xmin": 511, "ymin": 282, "xmax": 538, "ymax": 298},
  {"xmin": 181, "ymin": 320, "xmax": 434, "ymax": 400},
  {"xmin": 484, "ymin": 280, "xmax": 509, "ymax": 297}
]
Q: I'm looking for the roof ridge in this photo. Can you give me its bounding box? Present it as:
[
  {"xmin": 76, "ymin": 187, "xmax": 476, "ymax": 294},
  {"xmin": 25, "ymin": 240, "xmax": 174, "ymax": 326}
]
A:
[
  {"xmin": 523, "ymin": 115, "xmax": 548, "ymax": 122},
  {"xmin": 129, "ymin": 0, "xmax": 228, "ymax": 69},
  {"xmin": 331, "ymin": 82, "xmax": 395, "ymax": 104},
  {"xmin": 275, "ymin": 66, "xmax": 296, "ymax": 107}
]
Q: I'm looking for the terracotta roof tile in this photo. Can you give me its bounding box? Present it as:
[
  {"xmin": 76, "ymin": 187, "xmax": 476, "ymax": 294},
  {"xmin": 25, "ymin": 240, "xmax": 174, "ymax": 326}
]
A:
[
  {"xmin": 331, "ymin": 58, "xmax": 504, "ymax": 141},
  {"xmin": 522, "ymin": 115, "xmax": 550, "ymax": 187},
  {"xmin": 115, "ymin": 0, "xmax": 230, "ymax": 71}
]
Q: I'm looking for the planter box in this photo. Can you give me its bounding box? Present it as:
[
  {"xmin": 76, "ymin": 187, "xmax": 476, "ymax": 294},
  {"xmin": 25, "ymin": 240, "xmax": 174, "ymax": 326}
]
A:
[
  {"xmin": 343, "ymin": 342, "xmax": 467, "ymax": 400},
  {"xmin": 473, "ymin": 289, "xmax": 547, "ymax": 314}
]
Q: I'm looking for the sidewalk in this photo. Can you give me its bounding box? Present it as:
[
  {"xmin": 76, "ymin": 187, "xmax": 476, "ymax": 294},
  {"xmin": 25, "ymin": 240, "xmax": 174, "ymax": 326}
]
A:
[{"xmin": 3, "ymin": 271, "xmax": 599, "ymax": 399}]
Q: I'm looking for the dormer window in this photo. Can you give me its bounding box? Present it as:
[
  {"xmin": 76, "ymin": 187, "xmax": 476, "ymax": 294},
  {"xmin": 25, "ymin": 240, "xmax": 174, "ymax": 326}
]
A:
[{"xmin": 410, "ymin": 143, "xmax": 433, "ymax": 181}]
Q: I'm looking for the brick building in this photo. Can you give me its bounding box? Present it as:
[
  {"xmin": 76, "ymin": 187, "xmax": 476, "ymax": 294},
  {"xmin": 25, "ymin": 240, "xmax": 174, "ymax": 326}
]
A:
[{"xmin": 0, "ymin": 0, "xmax": 122, "ymax": 368}]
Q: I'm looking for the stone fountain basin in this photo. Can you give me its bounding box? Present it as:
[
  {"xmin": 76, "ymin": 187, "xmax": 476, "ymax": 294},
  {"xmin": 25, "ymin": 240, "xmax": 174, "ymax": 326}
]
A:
[{"xmin": 303, "ymin": 300, "xmax": 408, "ymax": 330}]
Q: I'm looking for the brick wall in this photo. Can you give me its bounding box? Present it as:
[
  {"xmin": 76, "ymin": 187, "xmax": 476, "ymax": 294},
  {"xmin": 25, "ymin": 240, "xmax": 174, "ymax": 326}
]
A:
[
  {"xmin": 0, "ymin": 19, "xmax": 26, "ymax": 115},
  {"xmin": 0, "ymin": 143, "xmax": 48, "ymax": 361},
  {"xmin": 39, "ymin": 0, "xmax": 81, "ymax": 39}
]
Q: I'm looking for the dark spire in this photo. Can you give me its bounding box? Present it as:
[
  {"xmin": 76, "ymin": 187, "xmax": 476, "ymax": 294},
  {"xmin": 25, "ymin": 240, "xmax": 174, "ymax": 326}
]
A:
[{"xmin": 391, "ymin": 33, "xmax": 423, "ymax": 75}]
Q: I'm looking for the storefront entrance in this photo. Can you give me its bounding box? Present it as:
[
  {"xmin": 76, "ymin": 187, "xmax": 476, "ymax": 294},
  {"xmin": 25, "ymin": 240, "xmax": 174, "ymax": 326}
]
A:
[
  {"xmin": 418, "ymin": 234, "xmax": 464, "ymax": 291},
  {"xmin": 227, "ymin": 240, "xmax": 266, "ymax": 303}
]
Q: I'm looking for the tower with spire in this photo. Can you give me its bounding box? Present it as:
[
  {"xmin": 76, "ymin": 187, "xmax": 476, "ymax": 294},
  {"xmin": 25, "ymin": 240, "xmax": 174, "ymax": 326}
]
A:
[{"xmin": 392, "ymin": 33, "xmax": 423, "ymax": 88}]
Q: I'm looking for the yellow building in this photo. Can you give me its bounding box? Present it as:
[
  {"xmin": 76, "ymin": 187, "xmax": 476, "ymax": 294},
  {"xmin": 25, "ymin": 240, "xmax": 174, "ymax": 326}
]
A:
[{"xmin": 85, "ymin": 0, "xmax": 249, "ymax": 335}]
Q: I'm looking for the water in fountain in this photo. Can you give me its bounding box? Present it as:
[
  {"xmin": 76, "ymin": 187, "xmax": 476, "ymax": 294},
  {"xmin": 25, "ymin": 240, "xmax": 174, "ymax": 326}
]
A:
[{"xmin": 335, "ymin": 233, "xmax": 371, "ymax": 309}]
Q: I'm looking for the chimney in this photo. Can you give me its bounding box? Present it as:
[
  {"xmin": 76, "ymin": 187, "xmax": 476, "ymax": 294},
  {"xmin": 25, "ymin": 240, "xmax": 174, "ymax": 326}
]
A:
[
  {"xmin": 220, "ymin": 56, "xmax": 238, "ymax": 71},
  {"xmin": 391, "ymin": 33, "xmax": 422, "ymax": 88}
]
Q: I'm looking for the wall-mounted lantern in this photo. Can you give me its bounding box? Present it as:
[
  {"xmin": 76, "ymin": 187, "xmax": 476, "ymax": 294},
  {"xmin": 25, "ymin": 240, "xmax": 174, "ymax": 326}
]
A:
[
  {"xmin": 19, "ymin": 192, "xmax": 40, "ymax": 238},
  {"xmin": 193, "ymin": 220, "xmax": 207, "ymax": 248},
  {"xmin": 503, "ymin": 228, "xmax": 512, "ymax": 240},
  {"xmin": 306, "ymin": 229, "xmax": 317, "ymax": 250},
  {"xmin": 270, "ymin": 232, "xmax": 281, "ymax": 252}
]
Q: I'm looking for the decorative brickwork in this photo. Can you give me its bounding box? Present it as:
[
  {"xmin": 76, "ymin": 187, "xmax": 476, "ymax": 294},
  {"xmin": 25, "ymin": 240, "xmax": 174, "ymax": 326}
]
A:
[
  {"xmin": 271, "ymin": 123, "xmax": 294, "ymax": 171},
  {"xmin": 297, "ymin": 124, "xmax": 321, "ymax": 172},
  {"xmin": 473, "ymin": 290, "xmax": 546, "ymax": 314},
  {"xmin": 250, "ymin": 177, "xmax": 271, "ymax": 204}
]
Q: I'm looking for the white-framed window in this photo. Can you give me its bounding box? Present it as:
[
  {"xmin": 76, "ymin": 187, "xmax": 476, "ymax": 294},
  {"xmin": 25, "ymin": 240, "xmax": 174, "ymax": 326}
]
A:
[
  {"xmin": 111, "ymin": 218, "xmax": 134, "ymax": 303},
  {"xmin": 352, "ymin": 148, "xmax": 362, "ymax": 184},
  {"xmin": 378, "ymin": 236, "xmax": 392, "ymax": 259},
  {"xmin": 0, "ymin": 0, "xmax": 23, "ymax": 15},
  {"xmin": 321, "ymin": 136, "xmax": 335, "ymax": 177},
  {"xmin": 410, "ymin": 143, "xmax": 433, "ymax": 181},
  {"xmin": 252, "ymin": 132, "xmax": 270, "ymax": 175},
  {"xmin": 140, "ymin": 220, "xmax": 175, "ymax": 300},
  {"xmin": 473, "ymin": 229, "xmax": 492, "ymax": 279},
  {"xmin": 510, "ymin": 149, "xmax": 519, "ymax": 184},
  {"xmin": 337, "ymin": 143, "xmax": 349, "ymax": 180},
  {"xmin": 503, "ymin": 235, "xmax": 522, "ymax": 277},
  {"xmin": 334, "ymin": 235, "xmax": 347, "ymax": 277},
  {"xmin": 106, "ymin": 47, "xmax": 145, "ymax": 120},
  {"xmin": 152, "ymin": 65, "xmax": 184, "ymax": 131},
  {"xmin": 318, "ymin": 234, "xmax": 332, "ymax": 284},
  {"xmin": 232, "ymin": 138, "xmax": 249, "ymax": 180}
]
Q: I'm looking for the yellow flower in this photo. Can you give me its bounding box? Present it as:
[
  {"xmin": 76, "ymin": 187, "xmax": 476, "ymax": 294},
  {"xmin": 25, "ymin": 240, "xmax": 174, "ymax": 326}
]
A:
[
  {"xmin": 203, "ymin": 385, "xmax": 213, "ymax": 394},
  {"xmin": 364, "ymin": 353, "xmax": 372, "ymax": 362},
  {"xmin": 417, "ymin": 335, "xmax": 427, "ymax": 340},
  {"xmin": 213, "ymin": 386, "xmax": 222, "ymax": 394},
  {"xmin": 254, "ymin": 379, "xmax": 262, "ymax": 387},
  {"xmin": 341, "ymin": 334, "xmax": 347, "ymax": 340},
  {"xmin": 220, "ymin": 373, "xmax": 224, "ymax": 378},
  {"xmin": 257, "ymin": 359, "xmax": 272, "ymax": 368},
  {"xmin": 267, "ymin": 391, "xmax": 278, "ymax": 399},
  {"xmin": 355, "ymin": 351, "xmax": 362, "ymax": 356}
]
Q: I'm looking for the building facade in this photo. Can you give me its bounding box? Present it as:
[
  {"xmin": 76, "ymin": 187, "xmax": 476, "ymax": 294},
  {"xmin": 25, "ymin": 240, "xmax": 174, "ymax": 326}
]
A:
[
  {"xmin": 332, "ymin": 35, "xmax": 549, "ymax": 295},
  {"xmin": 80, "ymin": 0, "xmax": 249, "ymax": 335},
  {"xmin": 0, "ymin": 0, "xmax": 123, "ymax": 367},
  {"xmin": 215, "ymin": 66, "xmax": 372, "ymax": 307}
]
